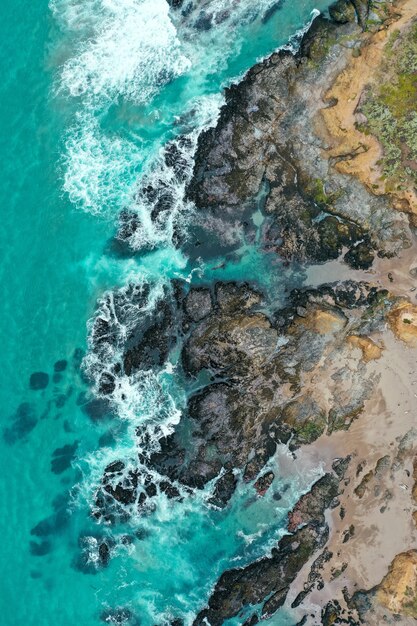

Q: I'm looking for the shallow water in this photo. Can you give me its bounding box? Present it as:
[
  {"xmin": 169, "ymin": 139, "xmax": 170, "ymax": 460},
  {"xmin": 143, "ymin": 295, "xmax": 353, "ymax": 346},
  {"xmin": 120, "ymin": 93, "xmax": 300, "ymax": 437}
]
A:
[{"xmin": 0, "ymin": 0, "xmax": 334, "ymax": 623}]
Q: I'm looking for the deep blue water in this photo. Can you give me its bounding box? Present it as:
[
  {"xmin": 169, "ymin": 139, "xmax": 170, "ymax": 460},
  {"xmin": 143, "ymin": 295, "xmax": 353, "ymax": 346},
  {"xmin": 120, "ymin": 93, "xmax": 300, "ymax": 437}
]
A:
[{"xmin": 0, "ymin": 1, "xmax": 332, "ymax": 624}]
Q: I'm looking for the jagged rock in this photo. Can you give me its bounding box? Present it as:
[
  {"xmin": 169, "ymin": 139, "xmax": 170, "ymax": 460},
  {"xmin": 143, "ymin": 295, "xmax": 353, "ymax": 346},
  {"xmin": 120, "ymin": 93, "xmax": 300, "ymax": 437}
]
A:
[
  {"xmin": 344, "ymin": 240, "xmax": 375, "ymax": 270},
  {"xmin": 194, "ymin": 522, "xmax": 328, "ymax": 626},
  {"xmin": 145, "ymin": 280, "xmax": 393, "ymax": 501},
  {"xmin": 194, "ymin": 465, "xmax": 347, "ymax": 625},
  {"xmin": 209, "ymin": 471, "xmax": 238, "ymax": 508},
  {"xmin": 254, "ymin": 471, "xmax": 275, "ymax": 496},
  {"xmin": 292, "ymin": 548, "xmax": 333, "ymax": 607},
  {"xmin": 288, "ymin": 472, "xmax": 342, "ymax": 532},
  {"xmin": 329, "ymin": 0, "xmax": 357, "ymax": 23},
  {"xmin": 184, "ymin": 287, "xmax": 212, "ymax": 322},
  {"xmin": 93, "ymin": 459, "xmax": 183, "ymax": 524},
  {"xmin": 185, "ymin": 3, "xmax": 410, "ymax": 265},
  {"xmin": 350, "ymin": 0, "xmax": 370, "ymax": 27},
  {"xmin": 87, "ymin": 282, "xmax": 185, "ymax": 394}
]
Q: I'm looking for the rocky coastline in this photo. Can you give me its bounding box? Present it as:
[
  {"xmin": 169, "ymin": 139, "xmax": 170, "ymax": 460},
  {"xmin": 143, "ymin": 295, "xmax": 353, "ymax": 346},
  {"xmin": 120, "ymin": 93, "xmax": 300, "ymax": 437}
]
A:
[{"xmin": 87, "ymin": 0, "xmax": 417, "ymax": 623}]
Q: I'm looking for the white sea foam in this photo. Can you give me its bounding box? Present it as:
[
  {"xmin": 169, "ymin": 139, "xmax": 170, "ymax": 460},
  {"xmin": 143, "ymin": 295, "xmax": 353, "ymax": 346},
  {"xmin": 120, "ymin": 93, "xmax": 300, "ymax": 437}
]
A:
[
  {"xmin": 54, "ymin": 0, "xmax": 190, "ymax": 103},
  {"xmin": 52, "ymin": 0, "xmax": 284, "ymax": 220},
  {"xmin": 119, "ymin": 93, "xmax": 222, "ymax": 249},
  {"xmin": 63, "ymin": 112, "xmax": 144, "ymax": 214},
  {"xmin": 281, "ymin": 8, "xmax": 321, "ymax": 53},
  {"xmin": 59, "ymin": 3, "xmax": 334, "ymax": 619},
  {"xmin": 53, "ymin": 0, "xmax": 191, "ymax": 216}
]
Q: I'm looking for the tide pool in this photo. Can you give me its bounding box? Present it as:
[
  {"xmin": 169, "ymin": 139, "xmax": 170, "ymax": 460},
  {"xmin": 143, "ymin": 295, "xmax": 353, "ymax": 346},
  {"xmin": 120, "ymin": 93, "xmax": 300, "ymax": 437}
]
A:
[{"xmin": 0, "ymin": 1, "xmax": 333, "ymax": 624}]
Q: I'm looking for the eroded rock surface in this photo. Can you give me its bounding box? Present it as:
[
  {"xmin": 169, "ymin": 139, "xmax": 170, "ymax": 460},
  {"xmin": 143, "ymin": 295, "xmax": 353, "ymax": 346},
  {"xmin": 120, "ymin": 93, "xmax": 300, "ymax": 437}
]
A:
[
  {"xmin": 185, "ymin": 0, "xmax": 411, "ymax": 264},
  {"xmin": 194, "ymin": 464, "xmax": 347, "ymax": 625}
]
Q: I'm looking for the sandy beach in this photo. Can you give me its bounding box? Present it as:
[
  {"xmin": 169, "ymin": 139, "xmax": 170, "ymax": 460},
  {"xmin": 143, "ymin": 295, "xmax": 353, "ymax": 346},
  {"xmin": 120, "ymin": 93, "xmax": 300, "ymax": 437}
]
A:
[{"xmin": 282, "ymin": 246, "xmax": 417, "ymax": 622}]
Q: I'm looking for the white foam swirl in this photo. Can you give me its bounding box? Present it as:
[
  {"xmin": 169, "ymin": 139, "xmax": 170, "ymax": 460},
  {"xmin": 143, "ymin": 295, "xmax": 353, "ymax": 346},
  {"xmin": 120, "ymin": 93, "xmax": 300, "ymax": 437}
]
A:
[{"xmin": 54, "ymin": 0, "xmax": 191, "ymax": 104}]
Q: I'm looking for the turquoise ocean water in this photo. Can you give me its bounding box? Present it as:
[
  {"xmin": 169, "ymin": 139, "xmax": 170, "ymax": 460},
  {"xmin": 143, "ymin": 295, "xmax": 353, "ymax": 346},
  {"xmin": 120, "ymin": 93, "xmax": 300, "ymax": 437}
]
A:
[{"xmin": 0, "ymin": 1, "xmax": 333, "ymax": 624}]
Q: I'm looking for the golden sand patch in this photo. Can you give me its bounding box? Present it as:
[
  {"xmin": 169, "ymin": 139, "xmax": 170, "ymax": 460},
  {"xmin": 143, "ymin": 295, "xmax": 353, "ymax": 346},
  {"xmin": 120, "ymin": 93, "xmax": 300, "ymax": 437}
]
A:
[
  {"xmin": 347, "ymin": 335, "xmax": 383, "ymax": 361},
  {"xmin": 388, "ymin": 301, "xmax": 417, "ymax": 344},
  {"xmin": 297, "ymin": 308, "xmax": 347, "ymax": 335},
  {"xmin": 376, "ymin": 551, "xmax": 417, "ymax": 616}
]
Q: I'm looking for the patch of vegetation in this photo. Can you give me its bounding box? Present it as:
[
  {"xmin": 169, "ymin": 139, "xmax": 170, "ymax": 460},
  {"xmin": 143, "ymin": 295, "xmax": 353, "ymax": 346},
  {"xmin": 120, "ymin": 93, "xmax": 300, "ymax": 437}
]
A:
[
  {"xmin": 359, "ymin": 23, "xmax": 417, "ymax": 190},
  {"xmin": 385, "ymin": 29, "xmax": 401, "ymax": 57},
  {"xmin": 403, "ymin": 585, "xmax": 417, "ymax": 618},
  {"xmin": 331, "ymin": 562, "xmax": 348, "ymax": 580},
  {"xmin": 313, "ymin": 178, "xmax": 330, "ymax": 205},
  {"xmin": 295, "ymin": 419, "xmax": 325, "ymax": 444},
  {"xmin": 310, "ymin": 178, "xmax": 343, "ymax": 207}
]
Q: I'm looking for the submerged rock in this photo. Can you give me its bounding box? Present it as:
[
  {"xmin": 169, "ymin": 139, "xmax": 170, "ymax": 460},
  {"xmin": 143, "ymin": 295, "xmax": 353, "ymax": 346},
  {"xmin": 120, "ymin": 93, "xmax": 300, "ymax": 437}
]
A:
[
  {"xmin": 3, "ymin": 402, "xmax": 37, "ymax": 444},
  {"xmin": 50, "ymin": 441, "xmax": 79, "ymax": 474},
  {"xmin": 29, "ymin": 371, "xmax": 49, "ymax": 390},
  {"xmin": 54, "ymin": 359, "xmax": 67, "ymax": 372}
]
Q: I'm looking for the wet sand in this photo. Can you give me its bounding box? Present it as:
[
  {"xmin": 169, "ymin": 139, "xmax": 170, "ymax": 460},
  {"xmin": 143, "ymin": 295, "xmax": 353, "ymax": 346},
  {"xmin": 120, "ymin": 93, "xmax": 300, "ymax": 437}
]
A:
[{"xmin": 281, "ymin": 252, "xmax": 417, "ymax": 622}]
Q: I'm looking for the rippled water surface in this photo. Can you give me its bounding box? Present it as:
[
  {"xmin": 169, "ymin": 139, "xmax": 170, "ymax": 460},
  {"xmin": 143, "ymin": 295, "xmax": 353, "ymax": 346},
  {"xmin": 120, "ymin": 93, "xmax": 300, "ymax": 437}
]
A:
[{"xmin": 0, "ymin": 0, "xmax": 333, "ymax": 623}]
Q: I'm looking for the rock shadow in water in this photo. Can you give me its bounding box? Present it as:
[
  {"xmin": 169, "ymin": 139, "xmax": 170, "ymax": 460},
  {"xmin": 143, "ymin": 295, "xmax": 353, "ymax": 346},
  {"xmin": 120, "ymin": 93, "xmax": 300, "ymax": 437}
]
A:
[
  {"xmin": 3, "ymin": 402, "xmax": 37, "ymax": 444},
  {"xmin": 50, "ymin": 440, "xmax": 79, "ymax": 474},
  {"xmin": 29, "ymin": 540, "xmax": 52, "ymax": 557},
  {"xmin": 29, "ymin": 371, "xmax": 49, "ymax": 390}
]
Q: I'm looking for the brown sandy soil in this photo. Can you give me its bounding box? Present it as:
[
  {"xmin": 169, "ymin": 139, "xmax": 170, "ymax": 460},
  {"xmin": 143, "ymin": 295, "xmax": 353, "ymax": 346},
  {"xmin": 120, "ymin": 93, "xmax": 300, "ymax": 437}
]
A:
[
  {"xmin": 377, "ymin": 550, "xmax": 417, "ymax": 615},
  {"xmin": 285, "ymin": 328, "xmax": 417, "ymax": 623},
  {"xmin": 273, "ymin": 245, "xmax": 417, "ymax": 623},
  {"xmin": 317, "ymin": 0, "xmax": 417, "ymax": 214}
]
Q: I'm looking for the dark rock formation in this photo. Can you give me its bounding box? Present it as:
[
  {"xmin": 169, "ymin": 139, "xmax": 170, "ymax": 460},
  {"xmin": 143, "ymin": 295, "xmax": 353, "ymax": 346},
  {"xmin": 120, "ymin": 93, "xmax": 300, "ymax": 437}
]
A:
[
  {"xmin": 87, "ymin": 282, "xmax": 184, "ymax": 395},
  {"xmin": 254, "ymin": 471, "xmax": 275, "ymax": 496},
  {"xmin": 90, "ymin": 272, "xmax": 396, "ymax": 530},
  {"xmin": 287, "ymin": 473, "xmax": 341, "ymax": 532},
  {"xmin": 166, "ymin": 280, "xmax": 391, "ymax": 493},
  {"xmin": 93, "ymin": 458, "xmax": 184, "ymax": 524},
  {"xmin": 194, "ymin": 466, "xmax": 346, "ymax": 625},
  {"xmin": 183, "ymin": 287, "xmax": 212, "ymax": 322},
  {"xmin": 114, "ymin": 135, "xmax": 194, "ymax": 254},
  {"xmin": 209, "ymin": 471, "xmax": 238, "ymax": 508},
  {"xmin": 100, "ymin": 607, "xmax": 140, "ymax": 625},
  {"xmin": 30, "ymin": 371, "xmax": 49, "ymax": 390},
  {"xmin": 185, "ymin": 1, "xmax": 410, "ymax": 264},
  {"xmin": 194, "ymin": 524, "xmax": 327, "ymax": 625},
  {"xmin": 329, "ymin": 0, "xmax": 357, "ymax": 24}
]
